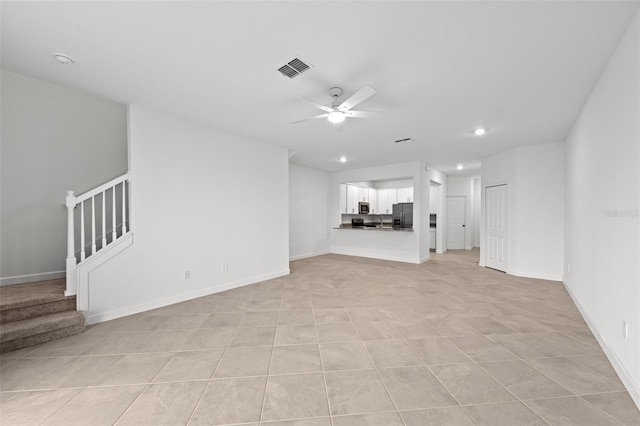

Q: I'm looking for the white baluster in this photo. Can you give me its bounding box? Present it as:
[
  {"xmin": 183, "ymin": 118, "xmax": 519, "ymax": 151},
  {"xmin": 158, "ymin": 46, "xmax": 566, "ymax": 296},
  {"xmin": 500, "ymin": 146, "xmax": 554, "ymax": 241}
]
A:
[
  {"xmin": 80, "ymin": 201, "xmax": 86, "ymax": 261},
  {"xmin": 91, "ymin": 196, "xmax": 96, "ymax": 255},
  {"xmin": 101, "ymin": 190, "xmax": 107, "ymax": 249},
  {"xmin": 65, "ymin": 191, "xmax": 77, "ymax": 296},
  {"xmin": 112, "ymin": 186, "xmax": 117, "ymax": 241},
  {"xmin": 122, "ymin": 181, "xmax": 127, "ymax": 234}
]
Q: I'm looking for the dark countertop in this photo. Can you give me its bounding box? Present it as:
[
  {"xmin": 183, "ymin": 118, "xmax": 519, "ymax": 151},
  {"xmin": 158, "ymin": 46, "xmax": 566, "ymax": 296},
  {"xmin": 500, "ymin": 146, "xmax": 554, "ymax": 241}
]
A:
[{"xmin": 334, "ymin": 225, "xmax": 414, "ymax": 232}]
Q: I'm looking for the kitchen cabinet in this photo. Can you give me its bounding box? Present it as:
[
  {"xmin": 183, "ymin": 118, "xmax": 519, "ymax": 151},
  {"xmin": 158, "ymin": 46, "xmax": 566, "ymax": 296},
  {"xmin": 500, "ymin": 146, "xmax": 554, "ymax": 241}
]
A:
[
  {"xmin": 377, "ymin": 188, "xmax": 397, "ymax": 214},
  {"xmin": 346, "ymin": 185, "xmax": 359, "ymax": 214},
  {"xmin": 358, "ymin": 187, "xmax": 369, "ymax": 203},
  {"xmin": 397, "ymin": 187, "xmax": 414, "ymax": 203},
  {"xmin": 368, "ymin": 189, "xmax": 377, "ymax": 214},
  {"xmin": 339, "ymin": 184, "xmax": 347, "ymax": 213}
]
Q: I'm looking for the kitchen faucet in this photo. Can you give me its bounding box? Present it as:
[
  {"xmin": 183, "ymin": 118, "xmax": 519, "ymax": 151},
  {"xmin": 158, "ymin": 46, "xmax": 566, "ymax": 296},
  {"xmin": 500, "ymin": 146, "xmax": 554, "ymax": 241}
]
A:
[{"xmin": 378, "ymin": 214, "xmax": 384, "ymax": 226}]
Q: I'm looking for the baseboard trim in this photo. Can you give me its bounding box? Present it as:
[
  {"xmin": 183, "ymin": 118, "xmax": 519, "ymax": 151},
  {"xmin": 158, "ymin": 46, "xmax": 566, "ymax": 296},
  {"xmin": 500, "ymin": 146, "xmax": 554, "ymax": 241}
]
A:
[
  {"xmin": 510, "ymin": 269, "xmax": 562, "ymax": 282},
  {"xmin": 562, "ymin": 280, "xmax": 640, "ymax": 410},
  {"xmin": 0, "ymin": 271, "xmax": 66, "ymax": 286},
  {"xmin": 289, "ymin": 251, "xmax": 330, "ymax": 261},
  {"xmin": 419, "ymin": 255, "xmax": 430, "ymax": 264},
  {"xmin": 86, "ymin": 269, "xmax": 290, "ymax": 325},
  {"xmin": 330, "ymin": 248, "xmax": 421, "ymax": 264}
]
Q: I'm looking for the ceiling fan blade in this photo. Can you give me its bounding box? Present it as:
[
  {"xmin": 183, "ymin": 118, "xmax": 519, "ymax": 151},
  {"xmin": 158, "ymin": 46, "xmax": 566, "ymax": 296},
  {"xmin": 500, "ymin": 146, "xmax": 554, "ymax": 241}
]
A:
[
  {"xmin": 344, "ymin": 110, "xmax": 380, "ymax": 119},
  {"xmin": 290, "ymin": 114, "xmax": 328, "ymax": 124},
  {"xmin": 303, "ymin": 98, "xmax": 334, "ymax": 113},
  {"xmin": 338, "ymin": 86, "xmax": 376, "ymax": 111}
]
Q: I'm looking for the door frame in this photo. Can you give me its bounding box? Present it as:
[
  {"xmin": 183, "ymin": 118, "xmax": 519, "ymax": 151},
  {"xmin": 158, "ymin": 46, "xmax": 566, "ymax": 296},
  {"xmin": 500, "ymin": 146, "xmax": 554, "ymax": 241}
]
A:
[
  {"xmin": 446, "ymin": 195, "xmax": 466, "ymax": 250},
  {"xmin": 483, "ymin": 183, "xmax": 508, "ymax": 272}
]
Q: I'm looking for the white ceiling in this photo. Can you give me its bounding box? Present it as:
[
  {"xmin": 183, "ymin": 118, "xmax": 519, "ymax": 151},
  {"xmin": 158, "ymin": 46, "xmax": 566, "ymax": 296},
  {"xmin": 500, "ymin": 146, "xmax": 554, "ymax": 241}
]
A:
[{"xmin": 2, "ymin": 1, "xmax": 638, "ymax": 174}]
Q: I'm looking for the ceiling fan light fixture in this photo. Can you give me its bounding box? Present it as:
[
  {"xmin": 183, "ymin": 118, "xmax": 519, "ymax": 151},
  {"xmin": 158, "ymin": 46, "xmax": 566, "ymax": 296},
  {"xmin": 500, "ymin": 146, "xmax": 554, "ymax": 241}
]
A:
[
  {"xmin": 328, "ymin": 111, "xmax": 346, "ymax": 124},
  {"xmin": 457, "ymin": 164, "xmax": 464, "ymax": 170},
  {"xmin": 339, "ymin": 156, "xmax": 348, "ymax": 163},
  {"xmin": 474, "ymin": 127, "xmax": 487, "ymax": 136}
]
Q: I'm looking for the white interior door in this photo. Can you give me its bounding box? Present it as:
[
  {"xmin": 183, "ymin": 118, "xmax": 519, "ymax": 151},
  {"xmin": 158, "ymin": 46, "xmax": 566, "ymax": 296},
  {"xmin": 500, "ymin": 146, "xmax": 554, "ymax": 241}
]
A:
[
  {"xmin": 447, "ymin": 196, "xmax": 465, "ymax": 249},
  {"xmin": 485, "ymin": 184, "xmax": 507, "ymax": 271}
]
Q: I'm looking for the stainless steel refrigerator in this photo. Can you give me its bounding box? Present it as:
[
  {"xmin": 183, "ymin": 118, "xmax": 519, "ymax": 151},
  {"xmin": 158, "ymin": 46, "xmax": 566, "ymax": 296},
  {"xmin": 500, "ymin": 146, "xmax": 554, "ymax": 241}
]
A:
[{"xmin": 392, "ymin": 203, "xmax": 413, "ymax": 229}]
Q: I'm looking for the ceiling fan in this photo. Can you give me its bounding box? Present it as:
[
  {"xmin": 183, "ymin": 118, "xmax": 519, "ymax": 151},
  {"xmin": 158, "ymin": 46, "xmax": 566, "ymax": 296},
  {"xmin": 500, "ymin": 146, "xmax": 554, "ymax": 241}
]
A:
[{"xmin": 291, "ymin": 86, "xmax": 377, "ymax": 125}]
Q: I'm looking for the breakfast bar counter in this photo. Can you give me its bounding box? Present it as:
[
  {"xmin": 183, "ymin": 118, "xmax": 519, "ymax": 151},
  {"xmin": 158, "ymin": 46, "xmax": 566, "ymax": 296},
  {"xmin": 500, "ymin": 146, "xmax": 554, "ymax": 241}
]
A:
[{"xmin": 334, "ymin": 225, "xmax": 414, "ymax": 232}]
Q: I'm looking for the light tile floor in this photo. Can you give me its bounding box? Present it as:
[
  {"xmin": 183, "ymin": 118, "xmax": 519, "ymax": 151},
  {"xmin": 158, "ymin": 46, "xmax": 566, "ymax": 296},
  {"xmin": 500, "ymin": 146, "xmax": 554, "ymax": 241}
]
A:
[{"xmin": 1, "ymin": 250, "xmax": 639, "ymax": 425}]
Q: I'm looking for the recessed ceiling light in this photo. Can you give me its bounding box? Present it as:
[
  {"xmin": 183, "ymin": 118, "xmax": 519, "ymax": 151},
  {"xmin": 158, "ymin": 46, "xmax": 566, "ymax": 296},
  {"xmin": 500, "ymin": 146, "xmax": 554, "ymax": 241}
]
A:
[
  {"xmin": 54, "ymin": 54, "xmax": 74, "ymax": 65},
  {"xmin": 339, "ymin": 156, "xmax": 348, "ymax": 163},
  {"xmin": 457, "ymin": 164, "xmax": 464, "ymax": 170},
  {"xmin": 474, "ymin": 128, "xmax": 487, "ymax": 136}
]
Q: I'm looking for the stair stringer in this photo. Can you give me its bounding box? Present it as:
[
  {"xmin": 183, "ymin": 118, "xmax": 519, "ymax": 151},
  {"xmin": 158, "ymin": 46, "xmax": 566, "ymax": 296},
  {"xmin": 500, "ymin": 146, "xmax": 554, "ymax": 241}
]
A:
[{"xmin": 76, "ymin": 232, "xmax": 134, "ymax": 317}]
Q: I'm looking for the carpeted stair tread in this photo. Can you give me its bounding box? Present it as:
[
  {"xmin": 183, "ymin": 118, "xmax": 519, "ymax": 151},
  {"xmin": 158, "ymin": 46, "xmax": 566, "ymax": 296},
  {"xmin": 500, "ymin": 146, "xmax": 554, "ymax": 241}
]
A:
[
  {"xmin": 1, "ymin": 298, "xmax": 77, "ymax": 324},
  {"xmin": 0, "ymin": 324, "xmax": 85, "ymax": 353},
  {"xmin": 0, "ymin": 311, "xmax": 85, "ymax": 344},
  {"xmin": 0, "ymin": 278, "xmax": 71, "ymax": 310}
]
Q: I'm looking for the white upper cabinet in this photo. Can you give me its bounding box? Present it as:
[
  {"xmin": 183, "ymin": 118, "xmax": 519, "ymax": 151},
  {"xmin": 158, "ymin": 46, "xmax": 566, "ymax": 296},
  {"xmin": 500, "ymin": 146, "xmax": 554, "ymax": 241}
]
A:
[
  {"xmin": 339, "ymin": 184, "xmax": 348, "ymax": 213},
  {"xmin": 368, "ymin": 189, "xmax": 377, "ymax": 214},
  {"xmin": 377, "ymin": 188, "xmax": 397, "ymax": 214},
  {"xmin": 397, "ymin": 187, "xmax": 414, "ymax": 203},
  {"xmin": 341, "ymin": 181, "xmax": 412, "ymax": 216},
  {"xmin": 358, "ymin": 187, "xmax": 369, "ymax": 203},
  {"xmin": 346, "ymin": 185, "xmax": 359, "ymax": 214}
]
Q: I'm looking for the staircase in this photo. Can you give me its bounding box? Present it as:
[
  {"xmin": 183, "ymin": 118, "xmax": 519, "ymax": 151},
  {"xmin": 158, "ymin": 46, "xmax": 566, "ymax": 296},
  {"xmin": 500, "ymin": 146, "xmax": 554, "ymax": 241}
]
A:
[{"xmin": 0, "ymin": 278, "xmax": 85, "ymax": 353}]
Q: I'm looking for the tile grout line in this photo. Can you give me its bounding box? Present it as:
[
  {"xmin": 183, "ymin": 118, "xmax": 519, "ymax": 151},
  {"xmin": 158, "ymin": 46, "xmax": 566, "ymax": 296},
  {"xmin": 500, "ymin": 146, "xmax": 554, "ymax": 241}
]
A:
[
  {"xmin": 379, "ymin": 304, "xmax": 558, "ymax": 425},
  {"xmin": 257, "ymin": 291, "xmax": 281, "ymax": 425},
  {"xmin": 1, "ymin": 252, "xmax": 634, "ymax": 425},
  {"xmin": 345, "ymin": 308, "xmax": 408, "ymax": 426},
  {"xmin": 444, "ymin": 321, "xmax": 566, "ymax": 426},
  {"xmin": 33, "ymin": 352, "xmax": 130, "ymax": 425},
  {"xmin": 115, "ymin": 303, "xmax": 229, "ymax": 422},
  {"xmin": 434, "ymin": 319, "xmax": 619, "ymax": 424},
  {"xmin": 375, "ymin": 307, "xmax": 479, "ymax": 425},
  {"xmin": 311, "ymin": 301, "xmax": 335, "ymax": 426},
  {"xmin": 469, "ymin": 357, "xmax": 552, "ymax": 426},
  {"xmin": 515, "ymin": 357, "xmax": 627, "ymax": 426},
  {"xmin": 183, "ymin": 306, "xmax": 246, "ymax": 426},
  {"xmin": 109, "ymin": 324, "xmax": 198, "ymax": 425}
]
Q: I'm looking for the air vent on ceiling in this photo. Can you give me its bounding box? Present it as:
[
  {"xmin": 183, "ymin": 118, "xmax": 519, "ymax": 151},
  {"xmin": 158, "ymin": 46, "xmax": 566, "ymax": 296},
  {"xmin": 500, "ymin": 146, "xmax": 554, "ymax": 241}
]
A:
[
  {"xmin": 394, "ymin": 138, "xmax": 413, "ymax": 144},
  {"xmin": 277, "ymin": 56, "xmax": 311, "ymax": 79}
]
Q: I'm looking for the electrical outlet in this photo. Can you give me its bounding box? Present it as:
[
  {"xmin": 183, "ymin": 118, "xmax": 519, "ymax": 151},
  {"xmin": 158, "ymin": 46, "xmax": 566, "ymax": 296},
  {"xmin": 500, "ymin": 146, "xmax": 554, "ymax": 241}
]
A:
[
  {"xmin": 184, "ymin": 270, "xmax": 191, "ymax": 279},
  {"xmin": 623, "ymin": 321, "xmax": 628, "ymax": 340},
  {"xmin": 567, "ymin": 264, "xmax": 571, "ymax": 273},
  {"xmin": 221, "ymin": 263, "xmax": 229, "ymax": 273}
]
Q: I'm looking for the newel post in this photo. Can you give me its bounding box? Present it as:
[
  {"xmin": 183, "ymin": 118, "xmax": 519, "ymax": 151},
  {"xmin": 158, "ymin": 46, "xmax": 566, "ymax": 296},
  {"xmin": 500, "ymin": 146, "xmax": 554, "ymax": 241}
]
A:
[{"xmin": 65, "ymin": 191, "xmax": 77, "ymax": 296}]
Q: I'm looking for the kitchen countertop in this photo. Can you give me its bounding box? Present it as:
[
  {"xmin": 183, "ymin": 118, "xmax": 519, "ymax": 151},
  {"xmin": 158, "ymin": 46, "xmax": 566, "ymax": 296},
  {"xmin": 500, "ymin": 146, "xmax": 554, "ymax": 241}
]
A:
[{"xmin": 334, "ymin": 225, "xmax": 414, "ymax": 232}]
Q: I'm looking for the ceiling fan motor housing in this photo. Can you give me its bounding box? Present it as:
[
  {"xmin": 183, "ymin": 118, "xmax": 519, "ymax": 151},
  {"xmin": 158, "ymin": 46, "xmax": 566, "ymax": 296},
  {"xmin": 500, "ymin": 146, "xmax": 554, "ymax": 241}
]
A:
[
  {"xmin": 328, "ymin": 87, "xmax": 344, "ymax": 98},
  {"xmin": 329, "ymin": 87, "xmax": 344, "ymax": 107}
]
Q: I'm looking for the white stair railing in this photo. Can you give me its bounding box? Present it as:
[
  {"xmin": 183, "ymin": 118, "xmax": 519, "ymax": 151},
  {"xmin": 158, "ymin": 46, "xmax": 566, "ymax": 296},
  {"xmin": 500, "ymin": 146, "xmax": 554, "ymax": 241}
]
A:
[{"xmin": 65, "ymin": 172, "xmax": 130, "ymax": 296}]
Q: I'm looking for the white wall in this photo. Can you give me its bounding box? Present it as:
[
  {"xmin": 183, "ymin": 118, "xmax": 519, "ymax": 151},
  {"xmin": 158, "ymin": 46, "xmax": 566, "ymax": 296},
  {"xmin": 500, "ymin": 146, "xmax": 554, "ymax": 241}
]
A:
[
  {"xmin": 289, "ymin": 164, "xmax": 331, "ymax": 260},
  {"xmin": 331, "ymin": 161, "xmax": 429, "ymax": 263},
  {"xmin": 515, "ymin": 142, "xmax": 564, "ymax": 279},
  {"xmin": 480, "ymin": 141, "xmax": 564, "ymax": 281},
  {"xmin": 429, "ymin": 169, "xmax": 447, "ymax": 254},
  {"xmin": 0, "ymin": 71, "xmax": 127, "ymax": 285},
  {"xmin": 564, "ymin": 11, "xmax": 639, "ymax": 407},
  {"xmin": 86, "ymin": 105, "xmax": 290, "ymax": 323}
]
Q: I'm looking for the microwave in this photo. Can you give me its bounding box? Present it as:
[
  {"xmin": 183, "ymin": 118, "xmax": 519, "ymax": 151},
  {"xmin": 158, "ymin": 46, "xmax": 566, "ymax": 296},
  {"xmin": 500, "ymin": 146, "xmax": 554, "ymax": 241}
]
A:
[{"xmin": 359, "ymin": 202, "xmax": 370, "ymax": 214}]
